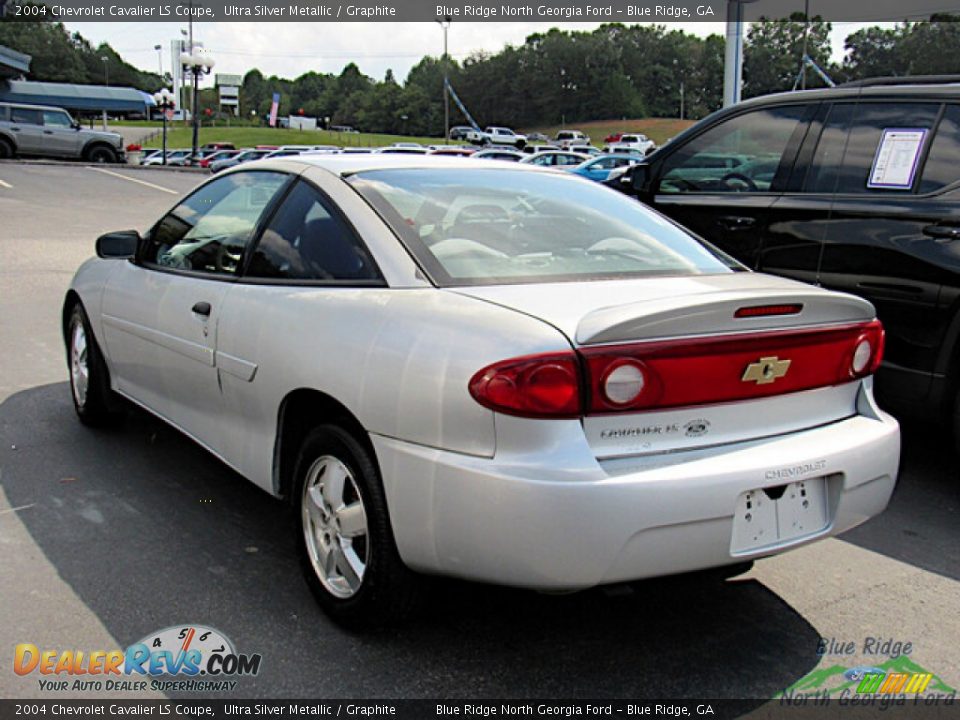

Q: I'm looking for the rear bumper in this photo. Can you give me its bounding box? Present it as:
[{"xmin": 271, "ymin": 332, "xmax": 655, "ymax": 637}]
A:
[{"xmin": 373, "ymin": 398, "xmax": 900, "ymax": 590}]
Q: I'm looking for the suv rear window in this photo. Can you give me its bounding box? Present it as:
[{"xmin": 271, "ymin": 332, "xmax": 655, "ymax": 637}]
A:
[
  {"xmin": 807, "ymin": 102, "xmax": 940, "ymax": 194},
  {"xmin": 920, "ymin": 104, "xmax": 960, "ymax": 193}
]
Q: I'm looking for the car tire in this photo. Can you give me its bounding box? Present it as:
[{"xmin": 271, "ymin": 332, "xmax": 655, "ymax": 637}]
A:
[
  {"xmin": 67, "ymin": 303, "xmax": 123, "ymax": 426},
  {"xmin": 293, "ymin": 424, "xmax": 422, "ymax": 628},
  {"xmin": 86, "ymin": 145, "xmax": 118, "ymax": 164},
  {"xmin": 0, "ymin": 138, "xmax": 13, "ymax": 159}
]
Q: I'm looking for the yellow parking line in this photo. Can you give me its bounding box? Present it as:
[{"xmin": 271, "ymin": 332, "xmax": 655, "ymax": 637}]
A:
[
  {"xmin": 89, "ymin": 167, "xmax": 178, "ymax": 195},
  {"xmin": 0, "ymin": 178, "xmax": 11, "ymax": 189}
]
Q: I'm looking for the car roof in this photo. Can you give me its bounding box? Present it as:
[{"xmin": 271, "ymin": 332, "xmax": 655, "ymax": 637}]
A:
[
  {"xmin": 737, "ymin": 81, "xmax": 960, "ymax": 109},
  {"xmin": 525, "ymin": 150, "xmax": 588, "ymax": 158},
  {"xmin": 242, "ymin": 153, "xmax": 547, "ymax": 176},
  {"xmin": 0, "ymin": 101, "xmax": 69, "ymax": 112}
]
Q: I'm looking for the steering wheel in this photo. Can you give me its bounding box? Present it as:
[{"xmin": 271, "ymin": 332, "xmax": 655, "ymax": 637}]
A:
[
  {"xmin": 720, "ymin": 172, "xmax": 758, "ymax": 192},
  {"xmin": 215, "ymin": 241, "xmax": 243, "ymax": 274}
]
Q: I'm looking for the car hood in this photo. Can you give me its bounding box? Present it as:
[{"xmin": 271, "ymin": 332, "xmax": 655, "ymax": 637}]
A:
[
  {"xmin": 449, "ymin": 273, "xmax": 875, "ymax": 346},
  {"xmin": 84, "ymin": 130, "xmax": 123, "ymax": 144}
]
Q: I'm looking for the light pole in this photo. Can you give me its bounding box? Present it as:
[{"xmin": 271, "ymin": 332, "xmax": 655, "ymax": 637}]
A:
[
  {"xmin": 153, "ymin": 89, "xmax": 176, "ymax": 165},
  {"xmin": 180, "ymin": 48, "xmax": 215, "ymax": 164},
  {"xmin": 154, "ymin": 44, "xmax": 163, "ymax": 80},
  {"xmin": 435, "ymin": 15, "xmax": 451, "ymax": 144}
]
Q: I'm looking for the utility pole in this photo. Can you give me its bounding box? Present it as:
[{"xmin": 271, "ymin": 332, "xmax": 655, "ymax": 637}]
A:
[
  {"xmin": 723, "ymin": 0, "xmax": 757, "ymax": 107},
  {"xmin": 189, "ymin": 4, "xmax": 197, "ymax": 161},
  {"xmin": 436, "ymin": 16, "xmax": 451, "ymax": 144}
]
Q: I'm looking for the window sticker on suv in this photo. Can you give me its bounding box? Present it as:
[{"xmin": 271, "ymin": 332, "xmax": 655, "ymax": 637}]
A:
[{"xmin": 868, "ymin": 128, "xmax": 928, "ymax": 189}]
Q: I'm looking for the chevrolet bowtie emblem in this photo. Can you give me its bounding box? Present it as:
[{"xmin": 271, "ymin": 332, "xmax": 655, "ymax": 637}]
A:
[{"xmin": 742, "ymin": 356, "xmax": 791, "ymax": 385}]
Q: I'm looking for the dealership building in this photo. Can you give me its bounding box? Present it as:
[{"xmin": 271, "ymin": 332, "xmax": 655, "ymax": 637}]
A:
[{"xmin": 0, "ymin": 44, "xmax": 151, "ymax": 119}]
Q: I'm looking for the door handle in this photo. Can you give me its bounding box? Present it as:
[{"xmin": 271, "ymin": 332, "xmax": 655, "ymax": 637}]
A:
[
  {"xmin": 191, "ymin": 301, "xmax": 212, "ymax": 317},
  {"xmin": 857, "ymin": 281, "xmax": 923, "ymax": 295},
  {"xmin": 717, "ymin": 216, "xmax": 757, "ymax": 230},
  {"xmin": 922, "ymin": 224, "xmax": 960, "ymax": 241},
  {"xmin": 10, "ymin": 127, "xmax": 20, "ymax": 132},
  {"xmin": 43, "ymin": 130, "xmax": 53, "ymax": 135}
]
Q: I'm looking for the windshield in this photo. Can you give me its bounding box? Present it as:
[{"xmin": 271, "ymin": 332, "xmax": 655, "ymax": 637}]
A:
[{"xmin": 349, "ymin": 168, "xmax": 737, "ymax": 286}]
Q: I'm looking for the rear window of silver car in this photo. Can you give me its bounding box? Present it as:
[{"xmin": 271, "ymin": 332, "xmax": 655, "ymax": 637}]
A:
[{"xmin": 349, "ymin": 168, "xmax": 736, "ymax": 286}]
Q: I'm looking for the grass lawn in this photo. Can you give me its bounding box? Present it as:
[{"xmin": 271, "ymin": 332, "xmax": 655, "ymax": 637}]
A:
[
  {"xmin": 522, "ymin": 118, "xmax": 696, "ymax": 146},
  {"xmin": 134, "ymin": 118, "xmax": 695, "ymax": 150},
  {"xmin": 140, "ymin": 126, "xmax": 445, "ymax": 149}
]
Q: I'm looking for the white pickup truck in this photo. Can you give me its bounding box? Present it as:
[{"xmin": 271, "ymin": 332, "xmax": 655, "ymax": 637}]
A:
[{"xmin": 465, "ymin": 126, "xmax": 527, "ymax": 148}]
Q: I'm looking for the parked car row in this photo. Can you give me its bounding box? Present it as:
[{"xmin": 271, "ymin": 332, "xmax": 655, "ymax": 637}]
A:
[{"xmin": 448, "ymin": 125, "xmax": 657, "ymax": 155}]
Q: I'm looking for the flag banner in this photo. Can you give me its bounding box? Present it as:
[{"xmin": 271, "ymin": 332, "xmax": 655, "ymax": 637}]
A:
[{"xmin": 268, "ymin": 92, "xmax": 280, "ymax": 128}]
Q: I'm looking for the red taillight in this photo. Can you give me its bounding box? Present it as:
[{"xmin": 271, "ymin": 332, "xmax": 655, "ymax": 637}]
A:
[
  {"xmin": 846, "ymin": 324, "xmax": 885, "ymax": 377},
  {"xmin": 581, "ymin": 320, "xmax": 884, "ymax": 414},
  {"xmin": 469, "ymin": 321, "xmax": 884, "ymax": 418},
  {"xmin": 469, "ymin": 352, "xmax": 581, "ymax": 418}
]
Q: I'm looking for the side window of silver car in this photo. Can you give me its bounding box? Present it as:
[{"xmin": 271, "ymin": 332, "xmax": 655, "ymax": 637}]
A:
[
  {"xmin": 144, "ymin": 171, "xmax": 289, "ymax": 277},
  {"xmin": 245, "ymin": 181, "xmax": 380, "ymax": 283}
]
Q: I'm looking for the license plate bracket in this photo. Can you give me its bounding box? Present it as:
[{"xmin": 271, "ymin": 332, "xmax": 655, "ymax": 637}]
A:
[{"xmin": 730, "ymin": 477, "xmax": 830, "ymax": 554}]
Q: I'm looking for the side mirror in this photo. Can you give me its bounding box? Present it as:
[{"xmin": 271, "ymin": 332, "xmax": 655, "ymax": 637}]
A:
[
  {"xmin": 72, "ymin": 122, "xmax": 81, "ymax": 131},
  {"xmin": 631, "ymin": 163, "xmax": 652, "ymax": 194},
  {"xmin": 96, "ymin": 230, "xmax": 140, "ymax": 259}
]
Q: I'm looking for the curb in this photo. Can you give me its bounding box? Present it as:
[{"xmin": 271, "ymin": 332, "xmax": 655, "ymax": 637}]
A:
[{"xmin": 0, "ymin": 158, "xmax": 208, "ymax": 173}]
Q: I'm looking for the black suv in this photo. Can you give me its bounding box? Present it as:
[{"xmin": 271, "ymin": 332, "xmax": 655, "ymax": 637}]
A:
[{"xmin": 619, "ymin": 77, "xmax": 960, "ymax": 446}]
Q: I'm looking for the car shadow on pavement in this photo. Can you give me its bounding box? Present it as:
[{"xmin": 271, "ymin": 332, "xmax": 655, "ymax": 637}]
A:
[
  {"xmin": 1, "ymin": 383, "xmax": 822, "ymax": 700},
  {"xmin": 839, "ymin": 421, "xmax": 959, "ymax": 582}
]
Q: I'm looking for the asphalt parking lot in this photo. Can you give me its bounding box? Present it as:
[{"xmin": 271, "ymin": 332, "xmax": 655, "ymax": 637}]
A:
[{"xmin": 0, "ymin": 162, "xmax": 958, "ymax": 705}]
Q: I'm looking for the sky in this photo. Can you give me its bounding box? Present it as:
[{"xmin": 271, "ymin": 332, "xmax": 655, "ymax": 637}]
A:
[{"xmin": 63, "ymin": 20, "xmax": 893, "ymax": 86}]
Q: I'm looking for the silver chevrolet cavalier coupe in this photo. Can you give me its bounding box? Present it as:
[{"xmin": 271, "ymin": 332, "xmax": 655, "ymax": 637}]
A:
[{"xmin": 63, "ymin": 155, "xmax": 900, "ymax": 626}]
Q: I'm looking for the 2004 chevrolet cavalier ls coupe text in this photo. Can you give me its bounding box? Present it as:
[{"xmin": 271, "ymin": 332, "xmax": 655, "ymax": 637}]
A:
[{"xmin": 63, "ymin": 155, "xmax": 900, "ymax": 626}]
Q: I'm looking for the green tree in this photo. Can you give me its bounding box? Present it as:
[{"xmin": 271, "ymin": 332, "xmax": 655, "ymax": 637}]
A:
[
  {"xmin": 744, "ymin": 14, "xmax": 834, "ymax": 98},
  {"xmin": 0, "ymin": 19, "xmax": 87, "ymax": 82}
]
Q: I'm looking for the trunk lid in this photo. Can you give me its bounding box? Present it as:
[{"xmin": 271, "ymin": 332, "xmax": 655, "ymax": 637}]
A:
[{"xmin": 453, "ymin": 273, "xmax": 878, "ymax": 458}]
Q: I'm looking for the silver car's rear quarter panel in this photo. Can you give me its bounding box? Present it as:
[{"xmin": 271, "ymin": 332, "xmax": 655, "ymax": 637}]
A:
[
  {"xmin": 214, "ymin": 286, "xmax": 574, "ymax": 492},
  {"xmin": 373, "ymin": 390, "xmax": 900, "ymax": 590}
]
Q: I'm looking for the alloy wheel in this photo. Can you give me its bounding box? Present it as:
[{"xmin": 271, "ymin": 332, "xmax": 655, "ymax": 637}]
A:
[{"xmin": 301, "ymin": 455, "xmax": 369, "ymax": 599}]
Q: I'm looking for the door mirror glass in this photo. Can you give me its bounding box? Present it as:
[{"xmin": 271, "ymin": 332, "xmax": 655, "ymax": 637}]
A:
[{"xmin": 96, "ymin": 230, "xmax": 141, "ymax": 258}]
